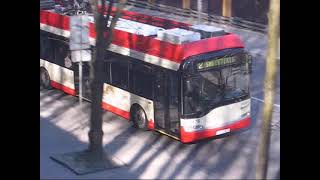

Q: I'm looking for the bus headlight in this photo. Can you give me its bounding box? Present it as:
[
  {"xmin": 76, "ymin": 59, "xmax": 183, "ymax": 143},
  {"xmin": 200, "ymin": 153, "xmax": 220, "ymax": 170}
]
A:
[
  {"xmin": 241, "ymin": 112, "xmax": 250, "ymax": 118},
  {"xmin": 193, "ymin": 124, "xmax": 204, "ymax": 130}
]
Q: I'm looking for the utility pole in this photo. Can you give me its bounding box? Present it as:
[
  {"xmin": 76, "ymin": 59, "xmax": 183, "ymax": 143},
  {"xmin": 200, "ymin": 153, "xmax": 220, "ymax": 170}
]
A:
[
  {"xmin": 222, "ymin": 0, "xmax": 232, "ymax": 17},
  {"xmin": 256, "ymin": 0, "xmax": 280, "ymax": 179},
  {"xmin": 197, "ymin": 0, "xmax": 202, "ymax": 23},
  {"xmin": 182, "ymin": 0, "xmax": 190, "ymax": 9}
]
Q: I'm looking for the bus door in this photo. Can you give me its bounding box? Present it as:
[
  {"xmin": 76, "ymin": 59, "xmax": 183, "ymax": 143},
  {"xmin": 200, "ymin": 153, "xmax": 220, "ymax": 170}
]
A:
[{"xmin": 154, "ymin": 69, "xmax": 171, "ymax": 133}]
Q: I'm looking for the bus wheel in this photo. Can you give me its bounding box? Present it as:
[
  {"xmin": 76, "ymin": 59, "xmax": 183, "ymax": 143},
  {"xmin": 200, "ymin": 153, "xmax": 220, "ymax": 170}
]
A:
[
  {"xmin": 131, "ymin": 106, "xmax": 148, "ymax": 130},
  {"xmin": 40, "ymin": 68, "xmax": 52, "ymax": 89}
]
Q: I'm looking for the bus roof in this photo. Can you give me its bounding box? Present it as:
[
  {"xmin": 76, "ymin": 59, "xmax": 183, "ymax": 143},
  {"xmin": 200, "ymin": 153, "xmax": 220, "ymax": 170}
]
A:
[{"xmin": 40, "ymin": 7, "xmax": 244, "ymax": 71}]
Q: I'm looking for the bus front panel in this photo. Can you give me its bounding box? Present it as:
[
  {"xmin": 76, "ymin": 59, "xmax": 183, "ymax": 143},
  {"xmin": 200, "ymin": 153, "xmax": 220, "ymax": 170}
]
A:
[{"xmin": 179, "ymin": 49, "xmax": 252, "ymax": 143}]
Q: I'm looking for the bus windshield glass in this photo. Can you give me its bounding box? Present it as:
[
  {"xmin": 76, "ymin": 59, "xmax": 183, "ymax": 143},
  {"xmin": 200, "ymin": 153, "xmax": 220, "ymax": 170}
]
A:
[{"xmin": 183, "ymin": 56, "xmax": 250, "ymax": 115}]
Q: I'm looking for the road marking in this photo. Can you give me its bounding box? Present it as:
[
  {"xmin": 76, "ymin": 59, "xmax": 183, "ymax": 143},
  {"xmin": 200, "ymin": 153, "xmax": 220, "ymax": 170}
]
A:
[{"xmin": 251, "ymin": 97, "xmax": 280, "ymax": 108}]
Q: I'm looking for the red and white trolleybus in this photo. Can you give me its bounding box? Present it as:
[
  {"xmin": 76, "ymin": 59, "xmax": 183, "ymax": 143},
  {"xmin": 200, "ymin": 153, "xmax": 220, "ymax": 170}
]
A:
[{"xmin": 40, "ymin": 3, "xmax": 252, "ymax": 143}]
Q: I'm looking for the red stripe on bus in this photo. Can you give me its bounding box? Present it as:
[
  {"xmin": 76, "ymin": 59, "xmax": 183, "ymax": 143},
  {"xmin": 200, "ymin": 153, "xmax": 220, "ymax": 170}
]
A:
[
  {"xmin": 40, "ymin": 10, "xmax": 70, "ymax": 30},
  {"xmin": 101, "ymin": 101, "xmax": 130, "ymax": 120},
  {"xmin": 40, "ymin": 10, "xmax": 184, "ymax": 63},
  {"xmin": 49, "ymin": 80, "xmax": 133, "ymax": 122},
  {"xmin": 181, "ymin": 34, "xmax": 244, "ymax": 60},
  {"xmin": 148, "ymin": 119, "xmax": 154, "ymax": 130},
  {"xmin": 101, "ymin": 101, "xmax": 154, "ymax": 130},
  {"xmin": 89, "ymin": 29, "xmax": 243, "ymax": 63},
  {"xmin": 109, "ymin": 30, "xmax": 184, "ymax": 63},
  {"xmin": 180, "ymin": 117, "xmax": 251, "ymax": 143},
  {"xmin": 40, "ymin": 10, "xmax": 244, "ymax": 65},
  {"xmin": 50, "ymin": 81, "xmax": 76, "ymax": 96}
]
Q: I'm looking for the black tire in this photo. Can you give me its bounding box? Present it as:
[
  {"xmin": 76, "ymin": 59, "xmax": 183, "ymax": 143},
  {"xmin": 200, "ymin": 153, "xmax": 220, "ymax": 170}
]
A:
[
  {"xmin": 131, "ymin": 105, "xmax": 148, "ymax": 130},
  {"xmin": 40, "ymin": 68, "xmax": 52, "ymax": 89}
]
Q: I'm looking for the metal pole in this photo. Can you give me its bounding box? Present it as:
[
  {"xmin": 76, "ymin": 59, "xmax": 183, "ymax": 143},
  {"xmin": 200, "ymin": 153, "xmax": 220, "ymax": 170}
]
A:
[
  {"xmin": 222, "ymin": 0, "xmax": 232, "ymax": 17},
  {"xmin": 79, "ymin": 13, "xmax": 83, "ymax": 105},
  {"xmin": 79, "ymin": 59, "xmax": 82, "ymax": 105},
  {"xmin": 182, "ymin": 0, "xmax": 190, "ymax": 9},
  {"xmin": 197, "ymin": 0, "xmax": 202, "ymax": 23}
]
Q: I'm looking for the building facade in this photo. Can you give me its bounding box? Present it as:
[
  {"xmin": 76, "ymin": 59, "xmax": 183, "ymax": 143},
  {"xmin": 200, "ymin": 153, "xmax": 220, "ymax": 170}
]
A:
[{"xmin": 137, "ymin": 0, "xmax": 270, "ymax": 25}]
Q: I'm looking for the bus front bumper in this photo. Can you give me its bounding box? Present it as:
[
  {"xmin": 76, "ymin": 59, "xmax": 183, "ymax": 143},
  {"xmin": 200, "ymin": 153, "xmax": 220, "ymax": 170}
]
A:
[{"xmin": 180, "ymin": 116, "xmax": 251, "ymax": 143}]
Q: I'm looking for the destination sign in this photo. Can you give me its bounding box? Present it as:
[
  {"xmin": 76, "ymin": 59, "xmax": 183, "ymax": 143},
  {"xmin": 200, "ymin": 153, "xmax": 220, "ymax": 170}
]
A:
[{"xmin": 197, "ymin": 56, "xmax": 237, "ymax": 70}]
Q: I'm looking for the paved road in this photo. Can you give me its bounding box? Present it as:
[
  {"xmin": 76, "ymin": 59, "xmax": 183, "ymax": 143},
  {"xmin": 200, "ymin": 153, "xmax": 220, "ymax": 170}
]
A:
[
  {"xmin": 41, "ymin": 5, "xmax": 279, "ymax": 179},
  {"xmin": 40, "ymin": 53, "xmax": 280, "ymax": 179}
]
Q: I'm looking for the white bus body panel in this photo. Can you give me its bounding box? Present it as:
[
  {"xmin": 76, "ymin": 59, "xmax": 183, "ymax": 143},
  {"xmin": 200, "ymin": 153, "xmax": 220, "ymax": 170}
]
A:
[
  {"xmin": 102, "ymin": 83, "xmax": 154, "ymax": 122},
  {"xmin": 181, "ymin": 99, "xmax": 250, "ymax": 132},
  {"xmin": 40, "ymin": 59, "xmax": 75, "ymax": 90}
]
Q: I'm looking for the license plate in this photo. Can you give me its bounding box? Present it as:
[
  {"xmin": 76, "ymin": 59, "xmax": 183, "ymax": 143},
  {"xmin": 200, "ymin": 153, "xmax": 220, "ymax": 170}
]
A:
[{"xmin": 216, "ymin": 128, "xmax": 230, "ymax": 135}]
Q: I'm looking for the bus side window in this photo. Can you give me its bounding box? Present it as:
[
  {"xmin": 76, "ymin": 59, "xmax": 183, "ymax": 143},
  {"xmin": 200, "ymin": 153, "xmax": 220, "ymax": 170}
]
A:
[
  {"xmin": 54, "ymin": 41, "xmax": 70, "ymax": 68},
  {"xmin": 110, "ymin": 60, "xmax": 129, "ymax": 90},
  {"xmin": 169, "ymin": 71, "xmax": 179, "ymax": 105},
  {"xmin": 40, "ymin": 34, "xmax": 54, "ymax": 62},
  {"xmin": 40, "ymin": 33, "xmax": 46, "ymax": 59},
  {"xmin": 132, "ymin": 63, "xmax": 153, "ymax": 99},
  {"xmin": 103, "ymin": 61, "xmax": 111, "ymax": 83}
]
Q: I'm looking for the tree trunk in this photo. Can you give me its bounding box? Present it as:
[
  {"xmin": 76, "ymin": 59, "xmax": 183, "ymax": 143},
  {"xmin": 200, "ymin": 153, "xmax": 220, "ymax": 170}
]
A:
[
  {"xmin": 88, "ymin": 0, "xmax": 127, "ymax": 153},
  {"xmin": 88, "ymin": 0, "xmax": 106, "ymax": 153},
  {"xmin": 256, "ymin": 0, "xmax": 280, "ymax": 179}
]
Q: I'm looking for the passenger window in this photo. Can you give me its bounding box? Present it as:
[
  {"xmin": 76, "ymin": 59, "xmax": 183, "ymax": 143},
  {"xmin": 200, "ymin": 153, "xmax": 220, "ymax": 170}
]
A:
[
  {"xmin": 111, "ymin": 60, "xmax": 129, "ymax": 90},
  {"xmin": 103, "ymin": 61, "xmax": 111, "ymax": 83},
  {"xmin": 40, "ymin": 35, "xmax": 54, "ymax": 62},
  {"xmin": 132, "ymin": 63, "xmax": 153, "ymax": 99},
  {"xmin": 169, "ymin": 71, "xmax": 179, "ymax": 105},
  {"xmin": 54, "ymin": 41, "xmax": 71, "ymax": 68}
]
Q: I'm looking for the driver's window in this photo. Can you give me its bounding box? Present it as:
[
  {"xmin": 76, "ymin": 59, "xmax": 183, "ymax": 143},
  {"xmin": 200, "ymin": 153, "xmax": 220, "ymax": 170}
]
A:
[{"xmin": 183, "ymin": 76, "xmax": 201, "ymax": 114}]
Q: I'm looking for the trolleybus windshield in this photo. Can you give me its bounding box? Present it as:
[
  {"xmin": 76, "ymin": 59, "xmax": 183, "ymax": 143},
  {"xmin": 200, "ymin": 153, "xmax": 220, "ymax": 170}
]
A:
[{"xmin": 183, "ymin": 53, "xmax": 251, "ymax": 116}]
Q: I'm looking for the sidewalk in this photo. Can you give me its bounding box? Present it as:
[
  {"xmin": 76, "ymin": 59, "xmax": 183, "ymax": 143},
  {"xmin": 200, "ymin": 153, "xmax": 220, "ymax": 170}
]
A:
[
  {"xmin": 40, "ymin": 89, "xmax": 140, "ymax": 179},
  {"xmin": 41, "ymin": 87, "xmax": 280, "ymax": 179}
]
